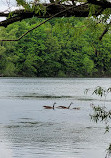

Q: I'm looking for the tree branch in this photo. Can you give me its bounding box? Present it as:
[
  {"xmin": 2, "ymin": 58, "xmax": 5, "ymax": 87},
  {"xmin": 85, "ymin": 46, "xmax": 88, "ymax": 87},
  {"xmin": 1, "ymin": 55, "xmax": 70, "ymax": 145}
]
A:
[
  {"xmin": 0, "ymin": 3, "xmax": 90, "ymax": 27},
  {"xmin": 0, "ymin": 2, "xmax": 88, "ymax": 41},
  {"xmin": 0, "ymin": 0, "xmax": 111, "ymax": 41},
  {"xmin": 99, "ymin": 27, "xmax": 109, "ymax": 41},
  {"xmin": 87, "ymin": 0, "xmax": 111, "ymax": 8},
  {"xmin": 1, "ymin": 0, "xmax": 111, "ymax": 28},
  {"xmin": 99, "ymin": 21, "xmax": 111, "ymax": 41}
]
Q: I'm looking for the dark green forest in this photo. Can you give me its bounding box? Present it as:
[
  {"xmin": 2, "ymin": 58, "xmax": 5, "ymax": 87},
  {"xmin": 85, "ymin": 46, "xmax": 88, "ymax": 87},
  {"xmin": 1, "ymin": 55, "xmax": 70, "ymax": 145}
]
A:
[{"xmin": 1, "ymin": 17, "xmax": 111, "ymax": 77}]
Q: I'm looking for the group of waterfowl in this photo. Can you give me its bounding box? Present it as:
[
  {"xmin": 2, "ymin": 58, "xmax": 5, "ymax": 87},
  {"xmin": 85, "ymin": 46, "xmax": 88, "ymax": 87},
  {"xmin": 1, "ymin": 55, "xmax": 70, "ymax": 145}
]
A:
[{"xmin": 43, "ymin": 102, "xmax": 80, "ymax": 110}]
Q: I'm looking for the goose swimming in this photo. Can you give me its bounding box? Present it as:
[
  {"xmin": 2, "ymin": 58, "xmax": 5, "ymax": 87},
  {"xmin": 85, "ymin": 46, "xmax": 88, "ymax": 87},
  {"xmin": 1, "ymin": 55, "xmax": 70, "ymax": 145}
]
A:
[
  {"xmin": 43, "ymin": 102, "xmax": 56, "ymax": 110},
  {"xmin": 72, "ymin": 107, "xmax": 80, "ymax": 110},
  {"xmin": 56, "ymin": 102, "xmax": 73, "ymax": 109}
]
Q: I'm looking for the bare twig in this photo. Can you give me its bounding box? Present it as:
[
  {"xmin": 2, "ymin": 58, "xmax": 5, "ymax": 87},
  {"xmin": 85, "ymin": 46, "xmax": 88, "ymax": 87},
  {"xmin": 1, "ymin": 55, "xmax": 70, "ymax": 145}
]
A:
[
  {"xmin": 99, "ymin": 27, "xmax": 109, "ymax": 41},
  {"xmin": 99, "ymin": 21, "xmax": 111, "ymax": 41}
]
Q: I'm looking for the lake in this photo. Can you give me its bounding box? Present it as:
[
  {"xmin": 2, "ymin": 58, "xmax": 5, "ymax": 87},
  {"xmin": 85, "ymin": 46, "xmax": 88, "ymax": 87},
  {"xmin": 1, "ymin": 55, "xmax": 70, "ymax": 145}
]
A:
[{"xmin": 0, "ymin": 77, "xmax": 111, "ymax": 158}]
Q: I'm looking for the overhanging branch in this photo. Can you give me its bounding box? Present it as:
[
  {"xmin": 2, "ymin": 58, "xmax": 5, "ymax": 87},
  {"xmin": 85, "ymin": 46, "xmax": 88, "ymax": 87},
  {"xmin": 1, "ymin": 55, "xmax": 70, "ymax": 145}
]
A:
[
  {"xmin": 0, "ymin": 0, "xmax": 111, "ymax": 41},
  {"xmin": 0, "ymin": 0, "xmax": 111, "ymax": 28},
  {"xmin": 87, "ymin": 0, "xmax": 111, "ymax": 8},
  {"xmin": 99, "ymin": 27, "xmax": 109, "ymax": 41},
  {"xmin": 99, "ymin": 21, "xmax": 111, "ymax": 41},
  {"xmin": 1, "ymin": 0, "xmax": 111, "ymax": 28},
  {"xmin": 0, "ymin": 3, "xmax": 89, "ymax": 27},
  {"xmin": 0, "ymin": 2, "xmax": 88, "ymax": 41}
]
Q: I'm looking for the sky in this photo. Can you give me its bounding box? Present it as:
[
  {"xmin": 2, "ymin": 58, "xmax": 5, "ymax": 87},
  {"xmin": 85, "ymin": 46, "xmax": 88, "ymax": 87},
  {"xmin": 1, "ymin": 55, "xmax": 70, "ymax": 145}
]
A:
[
  {"xmin": 0, "ymin": 0, "xmax": 17, "ymax": 21},
  {"xmin": 0, "ymin": 0, "xmax": 16, "ymax": 11},
  {"xmin": 0, "ymin": 0, "xmax": 47, "ymax": 21}
]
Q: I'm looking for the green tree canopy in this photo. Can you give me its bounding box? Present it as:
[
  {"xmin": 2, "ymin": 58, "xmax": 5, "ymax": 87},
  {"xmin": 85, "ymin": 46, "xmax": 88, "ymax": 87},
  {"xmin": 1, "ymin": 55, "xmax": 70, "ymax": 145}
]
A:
[{"xmin": 0, "ymin": 0, "xmax": 111, "ymax": 41}]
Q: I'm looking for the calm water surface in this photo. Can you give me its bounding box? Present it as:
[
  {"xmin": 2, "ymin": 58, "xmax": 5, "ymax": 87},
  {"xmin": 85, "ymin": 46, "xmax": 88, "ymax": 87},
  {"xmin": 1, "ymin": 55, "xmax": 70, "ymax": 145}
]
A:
[{"xmin": 0, "ymin": 77, "xmax": 111, "ymax": 158}]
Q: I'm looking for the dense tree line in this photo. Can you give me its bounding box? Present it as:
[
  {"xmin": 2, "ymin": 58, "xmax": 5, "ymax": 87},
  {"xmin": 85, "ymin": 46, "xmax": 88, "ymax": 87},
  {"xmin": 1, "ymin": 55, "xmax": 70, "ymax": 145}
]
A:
[{"xmin": 0, "ymin": 17, "xmax": 111, "ymax": 77}]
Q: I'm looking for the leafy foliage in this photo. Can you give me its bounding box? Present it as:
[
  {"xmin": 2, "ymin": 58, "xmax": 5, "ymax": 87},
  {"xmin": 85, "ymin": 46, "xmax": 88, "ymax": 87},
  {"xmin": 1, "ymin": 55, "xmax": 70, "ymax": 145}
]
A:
[
  {"xmin": 1, "ymin": 17, "xmax": 111, "ymax": 77},
  {"xmin": 90, "ymin": 105, "xmax": 111, "ymax": 124},
  {"xmin": 89, "ymin": 86, "xmax": 111, "ymax": 157},
  {"xmin": 92, "ymin": 86, "xmax": 111, "ymax": 97}
]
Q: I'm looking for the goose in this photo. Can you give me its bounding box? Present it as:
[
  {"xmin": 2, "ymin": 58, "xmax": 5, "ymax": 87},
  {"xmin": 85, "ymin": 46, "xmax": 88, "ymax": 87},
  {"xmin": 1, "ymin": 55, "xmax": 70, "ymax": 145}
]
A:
[
  {"xmin": 72, "ymin": 107, "xmax": 80, "ymax": 110},
  {"xmin": 43, "ymin": 102, "xmax": 56, "ymax": 110},
  {"xmin": 56, "ymin": 102, "xmax": 73, "ymax": 109}
]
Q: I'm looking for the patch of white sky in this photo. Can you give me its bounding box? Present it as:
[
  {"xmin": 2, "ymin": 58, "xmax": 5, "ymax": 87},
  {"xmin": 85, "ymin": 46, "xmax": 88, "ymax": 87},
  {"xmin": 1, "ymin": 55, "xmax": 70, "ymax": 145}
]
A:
[
  {"xmin": 0, "ymin": 0, "xmax": 16, "ymax": 11},
  {"xmin": 0, "ymin": 0, "xmax": 48, "ymax": 20},
  {"xmin": 0, "ymin": 0, "xmax": 47, "ymax": 12},
  {"xmin": 0, "ymin": 0, "xmax": 16, "ymax": 21},
  {"xmin": 0, "ymin": 0, "xmax": 48, "ymax": 21}
]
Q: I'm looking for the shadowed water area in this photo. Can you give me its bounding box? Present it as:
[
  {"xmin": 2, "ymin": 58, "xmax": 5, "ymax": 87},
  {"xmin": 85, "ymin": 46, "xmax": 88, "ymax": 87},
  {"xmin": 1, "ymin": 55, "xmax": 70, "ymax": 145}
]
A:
[{"xmin": 0, "ymin": 77, "xmax": 111, "ymax": 158}]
